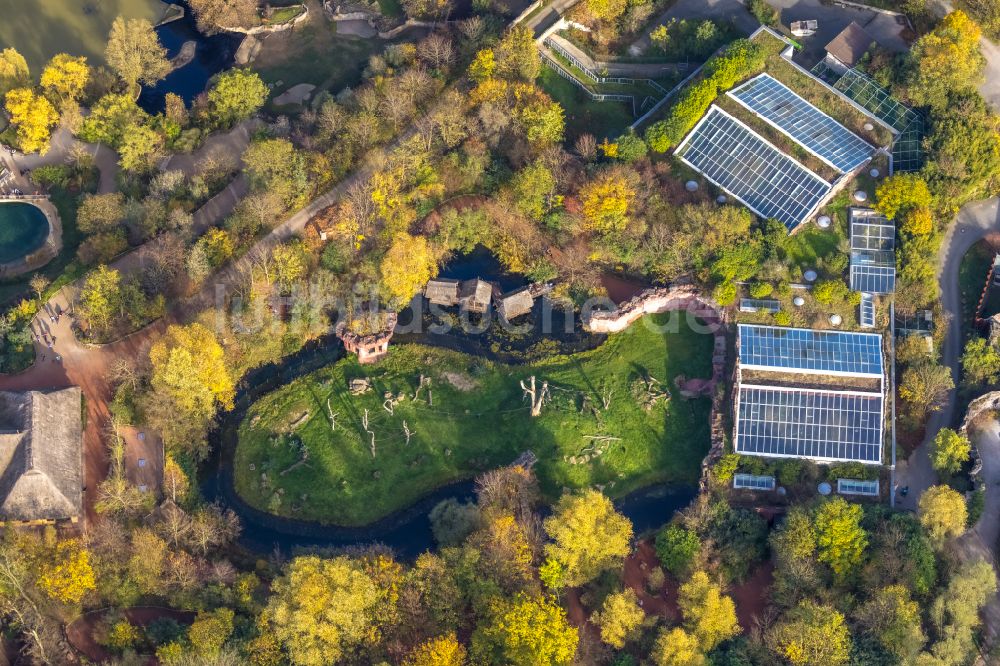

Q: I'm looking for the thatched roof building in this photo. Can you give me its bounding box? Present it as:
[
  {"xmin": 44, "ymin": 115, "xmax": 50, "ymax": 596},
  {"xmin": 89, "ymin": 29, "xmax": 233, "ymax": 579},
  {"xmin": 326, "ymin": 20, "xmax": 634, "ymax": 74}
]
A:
[
  {"xmin": 0, "ymin": 388, "xmax": 82, "ymax": 524},
  {"xmin": 498, "ymin": 287, "xmax": 535, "ymax": 321},
  {"xmin": 459, "ymin": 279, "xmax": 492, "ymax": 313},
  {"xmin": 425, "ymin": 278, "xmax": 461, "ymax": 306}
]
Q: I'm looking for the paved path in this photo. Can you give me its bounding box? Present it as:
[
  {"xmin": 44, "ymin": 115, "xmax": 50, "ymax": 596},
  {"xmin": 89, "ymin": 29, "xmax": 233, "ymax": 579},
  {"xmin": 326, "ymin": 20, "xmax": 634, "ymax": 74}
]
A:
[
  {"xmin": 894, "ymin": 197, "xmax": 1000, "ymax": 510},
  {"xmin": 954, "ymin": 421, "xmax": 1000, "ymax": 651},
  {"xmin": 1, "ymin": 128, "xmax": 120, "ymax": 195},
  {"xmin": 628, "ymin": 0, "xmax": 759, "ymax": 56}
]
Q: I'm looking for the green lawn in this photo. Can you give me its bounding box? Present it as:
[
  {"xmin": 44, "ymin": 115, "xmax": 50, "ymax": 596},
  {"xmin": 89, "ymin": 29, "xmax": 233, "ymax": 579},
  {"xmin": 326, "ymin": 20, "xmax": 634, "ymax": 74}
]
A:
[
  {"xmin": 0, "ymin": 0, "xmax": 165, "ymax": 72},
  {"xmin": 538, "ymin": 68, "xmax": 635, "ymax": 142},
  {"xmin": 235, "ymin": 314, "xmax": 715, "ymax": 525}
]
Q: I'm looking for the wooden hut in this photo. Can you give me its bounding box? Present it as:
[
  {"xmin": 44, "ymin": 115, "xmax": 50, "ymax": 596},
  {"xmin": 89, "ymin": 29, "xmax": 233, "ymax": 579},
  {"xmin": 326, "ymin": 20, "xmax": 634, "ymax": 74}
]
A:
[
  {"xmin": 0, "ymin": 388, "xmax": 82, "ymax": 525},
  {"xmin": 459, "ymin": 279, "xmax": 492, "ymax": 313},
  {"xmin": 425, "ymin": 278, "xmax": 461, "ymax": 306},
  {"xmin": 498, "ymin": 287, "xmax": 535, "ymax": 321}
]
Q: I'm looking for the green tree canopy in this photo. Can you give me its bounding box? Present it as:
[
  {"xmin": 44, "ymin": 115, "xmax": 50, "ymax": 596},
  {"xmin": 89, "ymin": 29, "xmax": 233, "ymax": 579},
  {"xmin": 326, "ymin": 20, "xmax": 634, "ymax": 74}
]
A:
[{"xmin": 207, "ymin": 68, "xmax": 268, "ymax": 127}]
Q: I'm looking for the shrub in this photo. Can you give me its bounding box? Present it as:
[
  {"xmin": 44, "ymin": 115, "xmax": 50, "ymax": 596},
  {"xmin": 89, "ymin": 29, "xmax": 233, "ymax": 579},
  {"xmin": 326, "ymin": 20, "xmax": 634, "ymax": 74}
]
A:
[
  {"xmin": 813, "ymin": 279, "xmax": 850, "ymax": 305},
  {"xmin": 773, "ymin": 310, "xmax": 791, "ymax": 326},
  {"xmin": 655, "ymin": 524, "xmax": 701, "ymax": 576},
  {"xmin": 777, "ymin": 460, "xmax": 803, "ymax": 487},
  {"xmin": 748, "ymin": 0, "xmax": 778, "ymax": 25},
  {"xmin": 748, "ymin": 281, "xmax": 773, "ymax": 298},
  {"xmin": 714, "ymin": 453, "xmax": 740, "ymax": 482},
  {"xmin": 713, "ymin": 281, "xmax": 737, "ymax": 306},
  {"xmin": 647, "ymin": 566, "xmax": 666, "ymax": 593},
  {"xmin": 614, "ymin": 134, "xmax": 648, "ymax": 162}
]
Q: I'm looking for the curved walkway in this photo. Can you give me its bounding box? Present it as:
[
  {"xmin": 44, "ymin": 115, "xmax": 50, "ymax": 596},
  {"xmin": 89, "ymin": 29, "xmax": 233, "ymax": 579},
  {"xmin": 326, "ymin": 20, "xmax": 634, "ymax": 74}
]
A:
[{"xmin": 894, "ymin": 197, "xmax": 1000, "ymax": 510}]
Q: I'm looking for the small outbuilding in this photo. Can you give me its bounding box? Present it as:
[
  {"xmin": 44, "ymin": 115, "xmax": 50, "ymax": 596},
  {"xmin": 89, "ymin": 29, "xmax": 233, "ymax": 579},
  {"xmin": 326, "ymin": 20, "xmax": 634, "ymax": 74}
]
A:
[
  {"xmin": 459, "ymin": 279, "xmax": 492, "ymax": 314},
  {"xmin": 498, "ymin": 288, "xmax": 535, "ymax": 321},
  {"xmin": 824, "ymin": 22, "xmax": 876, "ymax": 73},
  {"xmin": 425, "ymin": 278, "xmax": 461, "ymax": 306},
  {"xmin": 0, "ymin": 387, "xmax": 83, "ymax": 525}
]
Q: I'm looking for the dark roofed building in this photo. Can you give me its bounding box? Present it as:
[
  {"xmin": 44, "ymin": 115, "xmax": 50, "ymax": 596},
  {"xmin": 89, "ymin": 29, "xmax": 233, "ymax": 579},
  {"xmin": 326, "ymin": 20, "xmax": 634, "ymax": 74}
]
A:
[
  {"xmin": 0, "ymin": 387, "xmax": 82, "ymax": 524},
  {"xmin": 425, "ymin": 278, "xmax": 461, "ymax": 306},
  {"xmin": 498, "ymin": 288, "xmax": 535, "ymax": 321},
  {"xmin": 459, "ymin": 279, "xmax": 492, "ymax": 313},
  {"xmin": 824, "ymin": 22, "xmax": 876, "ymax": 72}
]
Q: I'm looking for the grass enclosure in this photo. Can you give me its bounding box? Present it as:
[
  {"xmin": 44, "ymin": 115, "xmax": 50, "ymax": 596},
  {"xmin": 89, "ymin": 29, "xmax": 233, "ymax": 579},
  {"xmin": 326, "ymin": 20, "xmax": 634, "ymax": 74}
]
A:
[
  {"xmin": 252, "ymin": 20, "xmax": 384, "ymax": 102},
  {"xmin": 538, "ymin": 68, "xmax": 635, "ymax": 141},
  {"xmin": 235, "ymin": 314, "xmax": 715, "ymax": 525}
]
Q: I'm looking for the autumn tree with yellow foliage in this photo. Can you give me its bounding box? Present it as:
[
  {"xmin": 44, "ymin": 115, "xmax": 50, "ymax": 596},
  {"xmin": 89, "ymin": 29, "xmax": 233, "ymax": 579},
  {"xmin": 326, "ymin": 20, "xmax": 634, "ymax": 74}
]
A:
[
  {"xmin": 592, "ymin": 588, "xmax": 645, "ymax": 648},
  {"xmin": 37, "ymin": 539, "xmax": 96, "ymax": 605},
  {"xmin": 40, "ymin": 54, "xmax": 90, "ymax": 105},
  {"xmin": 678, "ymin": 571, "xmax": 741, "ymax": 651},
  {"xmin": 380, "ymin": 232, "xmax": 439, "ymax": 307},
  {"xmin": 579, "ymin": 170, "xmax": 636, "ymax": 234},
  {"xmin": 4, "ymin": 87, "xmax": 59, "ymax": 154},
  {"xmin": 403, "ymin": 633, "xmax": 467, "ymax": 666},
  {"xmin": 147, "ymin": 322, "xmax": 235, "ymax": 457},
  {"xmin": 918, "ymin": 484, "xmax": 968, "ymax": 547},
  {"xmin": 905, "ymin": 10, "xmax": 985, "ymax": 110},
  {"xmin": 0, "ymin": 47, "xmax": 29, "ymax": 95},
  {"xmin": 651, "ymin": 627, "xmax": 705, "ymax": 666},
  {"xmin": 813, "ymin": 497, "xmax": 867, "ymax": 579},
  {"xmin": 471, "ymin": 592, "xmax": 578, "ymax": 665},
  {"xmin": 265, "ymin": 555, "xmax": 382, "ymax": 666},
  {"xmin": 769, "ymin": 600, "xmax": 851, "ymax": 665},
  {"xmin": 543, "ymin": 489, "xmax": 633, "ymax": 587}
]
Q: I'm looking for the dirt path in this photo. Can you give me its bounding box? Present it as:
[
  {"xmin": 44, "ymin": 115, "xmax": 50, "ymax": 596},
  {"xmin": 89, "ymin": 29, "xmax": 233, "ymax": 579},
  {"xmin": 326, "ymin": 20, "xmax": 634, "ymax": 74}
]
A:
[{"xmin": 65, "ymin": 606, "xmax": 195, "ymax": 664}]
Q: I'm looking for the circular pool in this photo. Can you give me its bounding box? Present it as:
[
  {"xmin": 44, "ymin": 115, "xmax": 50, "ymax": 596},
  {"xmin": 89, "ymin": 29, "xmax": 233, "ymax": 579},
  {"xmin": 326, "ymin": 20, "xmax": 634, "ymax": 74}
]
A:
[{"xmin": 0, "ymin": 202, "xmax": 50, "ymax": 264}]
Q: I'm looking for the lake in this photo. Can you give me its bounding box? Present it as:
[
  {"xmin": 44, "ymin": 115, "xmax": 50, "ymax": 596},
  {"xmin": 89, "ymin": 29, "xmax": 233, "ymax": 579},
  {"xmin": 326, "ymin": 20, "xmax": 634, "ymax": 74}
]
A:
[{"xmin": 0, "ymin": 0, "xmax": 239, "ymax": 112}]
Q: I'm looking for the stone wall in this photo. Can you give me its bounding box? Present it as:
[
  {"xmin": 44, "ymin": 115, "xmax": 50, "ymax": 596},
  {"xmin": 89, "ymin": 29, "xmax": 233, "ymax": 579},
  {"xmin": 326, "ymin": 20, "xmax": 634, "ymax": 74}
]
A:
[
  {"xmin": 220, "ymin": 3, "xmax": 310, "ymax": 34},
  {"xmin": 583, "ymin": 285, "xmax": 729, "ymax": 491}
]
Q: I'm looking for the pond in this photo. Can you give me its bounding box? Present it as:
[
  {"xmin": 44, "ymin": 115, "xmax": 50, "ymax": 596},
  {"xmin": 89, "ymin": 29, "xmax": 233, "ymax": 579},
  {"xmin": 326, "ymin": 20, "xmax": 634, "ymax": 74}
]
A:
[
  {"xmin": 0, "ymin": 203, "xmax": 49, "ymax": 264},
  {"xmin": 138, "ymin": 2, "xmax": 242, "ymax": 113}
]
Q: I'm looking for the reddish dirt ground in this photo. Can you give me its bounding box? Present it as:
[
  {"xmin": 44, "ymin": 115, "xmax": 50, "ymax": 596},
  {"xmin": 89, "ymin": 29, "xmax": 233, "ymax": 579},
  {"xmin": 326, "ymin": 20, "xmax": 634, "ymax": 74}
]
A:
[
  {"xmin": 730, "ymin": 561, "xmax": 775, "ymax": 632},
  {"xmin": 622, "ymin": 540, "xmax": 681, "ymax": 622},
  {"xmin": 65, "ymin": 606, "xmax": 195, "ymax": 664},
  {"xmin": 0, "ymin": 295, "xmax": 170, "ymax": 527}
]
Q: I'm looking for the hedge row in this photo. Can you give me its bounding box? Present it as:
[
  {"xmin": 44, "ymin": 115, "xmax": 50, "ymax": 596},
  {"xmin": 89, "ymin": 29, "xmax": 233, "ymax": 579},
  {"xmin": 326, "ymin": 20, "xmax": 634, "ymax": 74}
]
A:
[{"xmin": 645, "ymin": 39, "xmax": 767, "ymax": 153}]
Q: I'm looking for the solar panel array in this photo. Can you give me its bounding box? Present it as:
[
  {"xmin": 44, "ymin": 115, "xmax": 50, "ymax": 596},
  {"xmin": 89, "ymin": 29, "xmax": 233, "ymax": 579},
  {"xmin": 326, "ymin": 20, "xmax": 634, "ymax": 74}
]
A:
[
  {"xmin": 850, "ymin": 211, "xmax": 896, "ymax": 294},
  {"xmin": 859, "ymin": 293, "xmax": 875, "ymax": 328},
  {"xmin": 729, "ymin": 74, "xmax": 874, "ymax": 173},
  {"xmin": 832, "ymin": 68, "xmax": 925, "ymax": 172},
  {"xmin": 837, "ymin": 478, "xmax": 880, "ymax": 496},
  {"xmin": 677, "ymin": 106, "xmax": 832, "ymax": 231},
  {"xmin": 738, "ymin": 324, "xmax": 884, "ymax": 377},
  {"xmin": 740, "ymin": 298, "xmax": 781, "ymax": 313},
  {"xmin": 736, "ymin": 385, "xmax": 884, "ymax": 463},
  {"xmin": 733, "ymin": 473, "xmax": 776, "ymax": 490}
]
